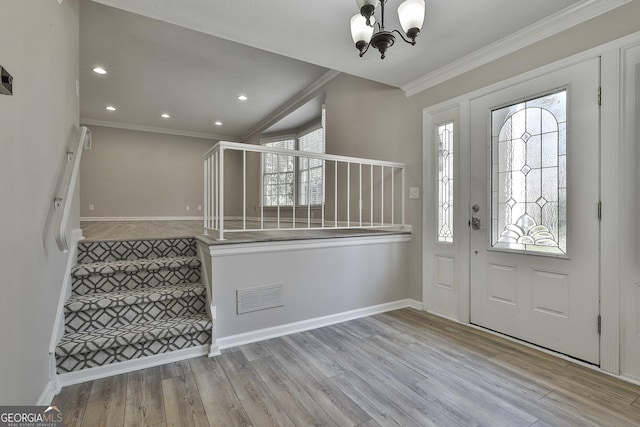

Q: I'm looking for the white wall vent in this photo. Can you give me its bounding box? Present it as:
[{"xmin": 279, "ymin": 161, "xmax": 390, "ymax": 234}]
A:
[{"xmin": 236, "ymin": 284, "xmax": 284, "ymax": 314}]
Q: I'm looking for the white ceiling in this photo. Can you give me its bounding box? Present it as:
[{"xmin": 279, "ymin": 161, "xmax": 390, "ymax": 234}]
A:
[
  {"xmin": 83, "ymin": 0, "xmax": 624, "ymax": 139},
  {"xmin": 80, "ymin": 1, "xmax": 330, "ymax": 140},
  {"xmin": 263, "ymin": 95, "xmax": 325, "ymax": 135}
]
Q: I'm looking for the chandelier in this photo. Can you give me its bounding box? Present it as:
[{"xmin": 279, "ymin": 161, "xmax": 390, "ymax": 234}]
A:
[{"xmin": 350, "ymin": 0, "xmax": 426, "ymax": 59}]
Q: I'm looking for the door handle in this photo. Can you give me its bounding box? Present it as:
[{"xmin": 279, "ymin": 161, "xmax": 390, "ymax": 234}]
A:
[
  {"xmin": 471, "ymin": 217, "xmax": 481, "ymax": 230},
  {"xmin": 471, "ymin": 204, "xmax": 481, "ymax": 230}
]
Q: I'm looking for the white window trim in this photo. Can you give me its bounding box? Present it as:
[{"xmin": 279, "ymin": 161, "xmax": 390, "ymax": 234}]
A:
[
  {"xmin": 298, "ymin": 121, "xmax": 322, "ymax": 136},
  {"xmin": 260, "ymin": 133, "xmax": 298, "ymax": 145},
  {"xmin": 260, "ymin": 122, "xmax": 325, "ymax": 208},
  {"xmin": 297, "ymin": 123, "xmax": 325, "ymax": 207},
  {"xmin": 261, "ymin": 136, "xmax": 296, "ymax": 208}
]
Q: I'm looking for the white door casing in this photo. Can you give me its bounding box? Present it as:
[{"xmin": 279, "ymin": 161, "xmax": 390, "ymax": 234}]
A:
[
  {"xmin": 469, "ymin": 58, "xmax": 601, "ymax": 364},
  {"xmin": 423, "ymin": 107, "xmax": 465, "ymax": 321},
  {"xmin": 621, "ymin": 43, "xmax": 640, "ymax": 381},
  {"xmin": 423, "ymin": 33, "xmax": 640, "ymax": 376}
]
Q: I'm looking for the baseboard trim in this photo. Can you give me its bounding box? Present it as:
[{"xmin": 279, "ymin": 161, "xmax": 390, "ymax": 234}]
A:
[
  {"xmin": 57, "ymin": 345, "xmax": 209, "ymax": 388},
  {"xmin": 43, "ymin": 230, "xmax": 81, "ymax": 404},
  {"xmin": 619, "ymin": 373, "xmax": 640, "ymax": 387},
  {"xmin": 37, "ymin": 376, "xmax": 60, "ymax": 405},
  {"xmin": 425, "ymin": 308, "xmax": 460, "ymax": 323},
  {"xmin": 49, "ymin": 231, "xmax": 82, "ymax": 355},
  {"xmin": 80, "ymin": 216, "xmax": 204, "ymax": 222},
  {"xmin": 51, "ymin": 300, "xmax": 422, "ymax": 392},
  {"xmin": 216, "ymin": 298, "xmax": 423, "ymax": 350},
  {"xmin": 406, "ymin": 299, "xmax": 424, "ymax": 311}
]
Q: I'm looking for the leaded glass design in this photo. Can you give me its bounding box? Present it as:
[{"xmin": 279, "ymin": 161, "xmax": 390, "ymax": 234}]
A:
[
  {"xmin": 263, "ymin": 139, "xmax": 295, "ymax": 206},
  {"xmin": 491, "ymin": 90, "xmax": 567, "ymax": 255},
  {"xmin": 438, "ymin": 122, "xmax": 454, "ymax": 243}
]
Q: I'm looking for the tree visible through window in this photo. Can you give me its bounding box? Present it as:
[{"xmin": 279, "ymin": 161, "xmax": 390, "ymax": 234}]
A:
[
  {"xmin": 261, "ymin": 113, "xmax": 326, "ymax": 207},
  {"xmin": 262, "ymin": 139, "xmax": 295, "ymax": 207}
]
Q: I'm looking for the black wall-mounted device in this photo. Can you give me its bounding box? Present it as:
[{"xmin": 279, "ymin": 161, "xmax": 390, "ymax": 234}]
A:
[{"xmin": 1, "ymin": 66, "xmax": 14, "ymax": 96}]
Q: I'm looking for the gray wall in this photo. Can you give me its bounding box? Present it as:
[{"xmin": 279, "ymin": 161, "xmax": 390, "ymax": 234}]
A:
[
  {"xmin": 79, "ymin": 125, "xmax": 215, "ymax": 218},
  {"xmin": 324, "ymin": 75, "xmax": 422, "ymax": 300},
  {"xmin": 238, "ymin": 74, "xmax": 421, "ymax": 300},
  {"xmin": 408, "ymin": 1, "xmax": 640, "ymax": 110},
  {"xmin": 72, "ymin": 0, "xmax": 640, "ymax": 327},
  {"xmin": 208, "ymin": 238, "xmax": 411, "ymax": 339},
  {"xmin": 282, "ymin": 1, "xmax": 640, "ymax": 304},
  {"xmin": 0, "ymin": 0, "xmax": 79, "ymax": 404}
]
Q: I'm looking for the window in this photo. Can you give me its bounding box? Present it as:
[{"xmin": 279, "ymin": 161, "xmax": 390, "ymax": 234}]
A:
[
  {"xmin": 491, "ymin": 90, "xmax": 567, "ymax": 255},
  {"xmin": 298, "ymin": 126, "xmax": 325, "ymax": 206},
  {"xmin": 437, "ymin": 122, "xmax": 454, "ymax": 243},
  {"xmin": 261, "ymin": 112, "xmax": 326, "ymax": 207},
  {"xmin": 262, "ymin": 138, "xmax": 295, "ymax": 207}
]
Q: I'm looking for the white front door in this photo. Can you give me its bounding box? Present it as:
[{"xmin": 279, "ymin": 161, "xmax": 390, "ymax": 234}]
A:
[{"xmin": 469, "ymin": 58, "xmax": 601, "ymax": 364}]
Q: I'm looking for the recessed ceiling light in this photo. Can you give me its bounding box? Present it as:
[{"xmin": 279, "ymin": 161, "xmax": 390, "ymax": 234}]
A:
[
  {"xmin": 161, "ymin": 113, "xmax": 171, "ymax": 119},
  {"xmin": 214, "ymin": 121, "xmax": 222, "ymax": 126},
  {"xmin": 93, "ymin": 67, "xmax": 107, "ymax": 75},
  {"xmin": 237, "ymin": 95, "xmax": 248, "ymax": 101},
  {"xmin": 105, "ymin": 105, "xmax": 116, "ymax": 111}
]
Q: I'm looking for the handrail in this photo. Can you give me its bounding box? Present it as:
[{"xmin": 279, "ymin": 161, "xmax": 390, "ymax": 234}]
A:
[
  {"xmin": 203, "ymin": 140, "xmax": 406, "ymax": 168},
  {"xmin": 204, "ymin": 140, "xmax": 407, "ymax": 241},
  {"xmin": 54, "ymin": 126, "xmax": 91, "ymax": 252}
]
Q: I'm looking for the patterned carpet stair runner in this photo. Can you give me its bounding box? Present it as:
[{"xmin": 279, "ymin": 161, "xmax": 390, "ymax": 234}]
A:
[{"xmin": 56, "ymin": 238, "xmax": 212, "ymax": 373}]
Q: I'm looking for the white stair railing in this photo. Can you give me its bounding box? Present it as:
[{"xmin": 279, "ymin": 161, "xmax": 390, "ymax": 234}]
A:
[
  {"xmin": 203, "ymin": 141, "xmax": 407, "ymax": 240},
  {"xmin": 54, "ymin": 126, "xmax": 91, "ymax": 252}
]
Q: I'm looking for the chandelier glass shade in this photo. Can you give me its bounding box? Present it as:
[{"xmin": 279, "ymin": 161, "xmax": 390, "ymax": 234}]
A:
[{"xmin": 350, "ymin": 0, "xmax": 426, "ymax": 59}]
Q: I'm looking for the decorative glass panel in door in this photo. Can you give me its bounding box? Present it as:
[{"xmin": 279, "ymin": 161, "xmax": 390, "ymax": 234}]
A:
[
  {"xmin": 470, "ymin": 59, "xmax": 600, "ymax": 364},
  {"xmin": 491, "ymin": 90, "xmax": 567, "ymax": 255},
  {"xmin": 438, "ymin": 122, "xmax": 454, "ymax": 243}
]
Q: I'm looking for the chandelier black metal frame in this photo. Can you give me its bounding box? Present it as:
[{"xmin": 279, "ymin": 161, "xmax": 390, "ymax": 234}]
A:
[{"xmin": 350, "ymin": 0, "xmax": 426, "ymax": 59}]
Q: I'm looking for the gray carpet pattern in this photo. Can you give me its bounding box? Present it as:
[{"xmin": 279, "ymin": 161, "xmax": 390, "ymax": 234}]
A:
[{"xmin": 56, "ymin": 238, "xmax": 211, "ymax": 374}]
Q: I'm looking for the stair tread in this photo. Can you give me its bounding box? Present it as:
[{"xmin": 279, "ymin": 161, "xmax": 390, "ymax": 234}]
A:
[
  {"xmin": 56, "ymin": 314, "xmax": 211, "ymax": 356},
  {"xmin": 77, "ymin": 238, "xmax": 196, "ymax": 264},
  {"xmin": 64, "ymin": 283, "xmax": 206, "ymax": 313},
  {"xmin": 71, "ymin": 256, "xmax": 200, "ymax": 277},
  {"xmin": 59, "ymin": 237, "xmax": 210, "ymax": 373}
]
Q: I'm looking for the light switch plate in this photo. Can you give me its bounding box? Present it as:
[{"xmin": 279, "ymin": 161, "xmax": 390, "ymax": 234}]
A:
[{"xmin": 409, "ymin": 187, "xmax": 420, "ymax": 199}]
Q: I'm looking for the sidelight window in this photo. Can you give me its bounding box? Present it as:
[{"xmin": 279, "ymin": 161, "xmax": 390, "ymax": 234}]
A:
[{"xmin": 437, "ymin": 122, "xmax": 454, "ymax": 243}]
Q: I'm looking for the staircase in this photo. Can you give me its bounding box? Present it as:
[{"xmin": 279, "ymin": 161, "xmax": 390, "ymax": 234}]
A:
[{"xmin": 56, "ymin": 237, "xmax": 212, "ymax": 374}]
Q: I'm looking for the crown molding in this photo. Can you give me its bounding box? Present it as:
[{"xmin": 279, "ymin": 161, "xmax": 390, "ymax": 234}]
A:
[
  {"xmin": 241, "ymin": 69, "xmax": 340, "ymax": 142},
  {"xmin": 79, "ymin": 118, "xmax": 240, "ymax": 141},
  {"xmin": 402, "ymin": 0, "xmax": 631, "ymax": 97},
  {"xmin": 421, "ymin": 29, "xmax": 640, "ymax": 118}
]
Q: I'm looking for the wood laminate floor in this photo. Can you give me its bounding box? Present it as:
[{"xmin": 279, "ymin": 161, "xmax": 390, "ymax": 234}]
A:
[
  {"xmin": 53, "ymin": 308, "xmax": 640, "ymax": 426},
  {"xmin": 80, "ymin": 220, "xmax": 204, "ymax": 241}
]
